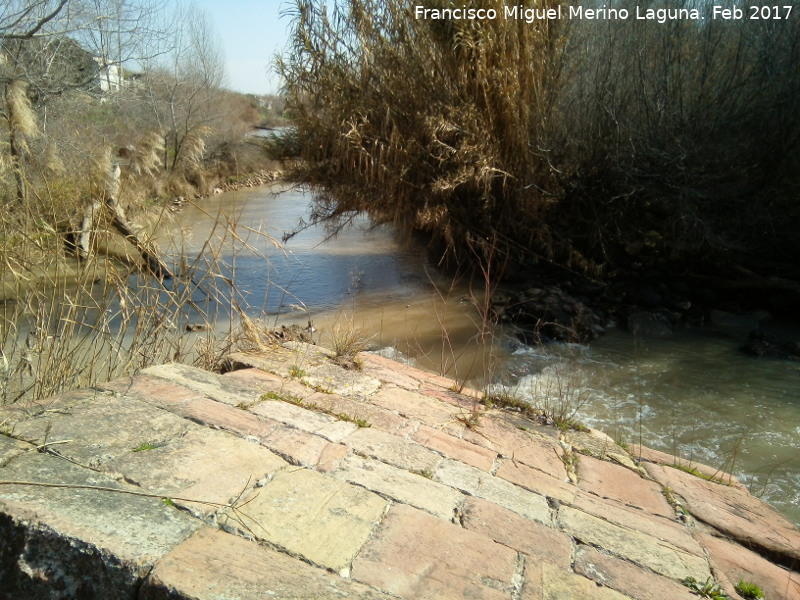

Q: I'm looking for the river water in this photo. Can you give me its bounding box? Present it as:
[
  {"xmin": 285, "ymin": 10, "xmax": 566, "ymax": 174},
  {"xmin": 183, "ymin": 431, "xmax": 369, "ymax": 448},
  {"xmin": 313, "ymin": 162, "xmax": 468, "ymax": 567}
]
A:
[{"xmin": 164, "ymin": 182, "xmax": 800, "ymax": 526}]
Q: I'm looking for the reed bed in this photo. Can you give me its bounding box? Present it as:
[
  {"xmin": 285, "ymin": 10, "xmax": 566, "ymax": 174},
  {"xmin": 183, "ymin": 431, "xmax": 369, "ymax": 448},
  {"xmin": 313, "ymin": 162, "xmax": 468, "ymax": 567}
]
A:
[{"xmin": 278, "ymin": 0, "xmax": 800, "ymax": 281}]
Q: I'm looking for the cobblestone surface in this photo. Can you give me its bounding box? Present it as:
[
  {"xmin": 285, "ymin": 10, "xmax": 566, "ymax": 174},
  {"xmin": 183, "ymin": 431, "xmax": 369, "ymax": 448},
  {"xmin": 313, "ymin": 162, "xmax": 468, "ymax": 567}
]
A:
[{"xmin": 2, "ymin": 341, "xmax": 798, "ymax": 599}]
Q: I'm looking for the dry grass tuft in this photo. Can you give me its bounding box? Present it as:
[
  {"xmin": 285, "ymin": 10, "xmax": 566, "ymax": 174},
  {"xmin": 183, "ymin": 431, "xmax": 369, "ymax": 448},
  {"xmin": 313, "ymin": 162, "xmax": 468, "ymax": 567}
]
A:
[{"xmin": 328, "ymin": 314, "xmax": 373, "ymax": 370}]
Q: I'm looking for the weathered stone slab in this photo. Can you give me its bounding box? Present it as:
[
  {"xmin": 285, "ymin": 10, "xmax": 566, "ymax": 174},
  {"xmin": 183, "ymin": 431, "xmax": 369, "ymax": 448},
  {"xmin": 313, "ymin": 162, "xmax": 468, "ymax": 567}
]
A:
[
  {"xmin": 9, "ymin": 392, "xmax": 192, "ymax": 469},
  {"xmin": 574, "ymin": 545, "xmax": 699, "ymax": 600},
  {"xmin": 412, "ymin": 424, "xmax": 497, "ymax": 471},
  {"xmin": 0, "ymin": 453, "xmax": 200, "ymax": 599},
  {"xmin": 219, "ymin": 467, "xmax": 387, "ymax": 573},
  {"xmin": 461, "ymin": 417, "xmax": 567, "ymax": 478},
  {"xmin": 558, "ymin": 506, "xmax": 710, "ymax": 581},
  {"xmin": 496, "ymin": 459, "xmax": 578, "ymax": 504},
  {"xmin": 631, "ymin": 443, "xmax": 743, "ymax": 488},
  {"xmin": 534, "ymin": 561, "xmax": 635, "ymax": 600},
  {"xmin": 302, "ymin": 362, "xmax": 382, "ymax": 398},
  {"xmin": 0, "ymin": 434, "xmax": 30, "ymax": 466},
  {"xmin": 577, "ymin": 454, "xmax": 673, "ymax": 518},
  {"xmin": 141, "ymin": 363, "xmax": 271, "ymax": 406},
  {"xmin": 102, "ymin": 373, "xmax": 204, "ymax": 405},
  {"xmin": 259, "ymin": 424, "xmax": 346, "ymax": 467},
  {"xmin": 351, "ymin": 503, "xmax": 519, "ymax": 600},
  {"xmin": 104, "ymin": 426, "xmax": 288, "ymax": 516},
  {"xmin": 566, "ymin": 428, "xmax": 630, "ymax": 463},
  {"xmin": 112, "ymin": 375, "xmax": 282, "ymax": 438},
  {"xmin": 368, "ymin": 386, "xmax": 460, "ymax": 428},
  {"xmin": 420, "ymin": 385, "xmax": 487, "ymax": 412},
  {"xmin": 226, "ymin": 345, "xmax": 331, "ymax": 379},
  {"xmin": 9, "ymin": 384, "xmax": 288, "ymax": 517},
  {"xmin": 342, "ymin": 427, "xmax": 443, "ymax": 473},
  {"xmin": 645, "ymin": 462, "xmax": 800, "ymax": 565},
  {"xmin": 251, "ymin": 397, "xmax": 358, "ymax": 442},
  {"xmin": 266, "ymin": 387, "xmax": 408, "ymax": 433},
  {"xmin": 141, "ymin": 527, "xmax": 395, "ymax": 600},
  {"xmin": 223, "ymin": 366, "xmax": 320, "ymax": 403},
  {"xmin": 360, "ymin": 352, "xmax": 424, "ymax": 389},
  {"xmin": 461, "ymin": 497, "xmax": 572, "ymax": 568},
  {"xmin": 569, "ymin": 490, "xmax": 702, "ymax": 556},
  {"xmin": 326, "ymin": 454, "xmax": 463, "ymax": 521},
  {"xmin": 434, "ymin": 459, "xmax": 552, "ymax": 525},
  {"xmin": 695, "ymin": 529, "xmax": 800, "ymax": 600}
]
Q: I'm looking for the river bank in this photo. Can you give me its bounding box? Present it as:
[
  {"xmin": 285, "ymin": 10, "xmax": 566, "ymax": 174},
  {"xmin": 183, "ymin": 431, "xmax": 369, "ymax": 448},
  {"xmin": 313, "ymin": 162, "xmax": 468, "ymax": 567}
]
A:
[
  {"xmin": 3, "ymin": 180, "xmax": 798, "ymax": 529},
  {"xmin": 1, "ymin": 342, "xmax": 798, "ymax": 599},
  {"xmin": 157, "ymin": 181, "xmax": 800, "ymax": 528}
]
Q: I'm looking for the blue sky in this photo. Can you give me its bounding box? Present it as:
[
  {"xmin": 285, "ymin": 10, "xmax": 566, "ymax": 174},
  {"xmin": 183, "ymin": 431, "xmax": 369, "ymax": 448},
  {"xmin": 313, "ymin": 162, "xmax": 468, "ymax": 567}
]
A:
[{"xmin": 192, "ymin": 0, "xmax": 293, "ymax": 95}]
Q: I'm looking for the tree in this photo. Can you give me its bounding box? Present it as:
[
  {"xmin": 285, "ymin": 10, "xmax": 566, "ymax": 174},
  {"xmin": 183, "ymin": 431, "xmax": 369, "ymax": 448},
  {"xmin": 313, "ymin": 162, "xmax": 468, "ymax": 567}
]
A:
[
  {"xmin": 1, "ymin": 0, "xmax": 179, "ymax": 276},
  {"xmin": 1, "ymin": 0, "xmax": 168, "ymax": 202},
  {"xmin": 137, "ymin": 4, "xmax": 226, "ymax": 181}
]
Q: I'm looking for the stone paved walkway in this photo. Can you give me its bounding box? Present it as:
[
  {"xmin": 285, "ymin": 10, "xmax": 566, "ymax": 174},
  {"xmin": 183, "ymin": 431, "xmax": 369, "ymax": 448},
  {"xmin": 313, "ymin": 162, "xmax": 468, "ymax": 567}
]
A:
[{"xmin": 1, "ymin": 341, "xmax": 798, "ymax": 599}]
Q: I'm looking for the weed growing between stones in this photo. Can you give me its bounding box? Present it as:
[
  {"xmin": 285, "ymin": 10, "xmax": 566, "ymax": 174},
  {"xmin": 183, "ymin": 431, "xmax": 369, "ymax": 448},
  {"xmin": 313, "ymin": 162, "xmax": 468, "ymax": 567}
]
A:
[
  {"xmin": 734, "ymin": 579, "xmax": 766, "ymax": 599},
  {"xmin": 260, "ymin": 391, "xmax": 370, "ymax": 428},
  {"xmin": 132, "ymin": 442, "xmax": 161, "ymax": 452},
  {"xmin": 288, "ymin": 365, "xmax": 307, "ymax": 379},
  {"xmin": 683, "ymin": 576, "xmax": 731, "ymax": 599},
  {"xmin": 412, "ymin": 468, "xmax": 433, "ymax": 480},
  {"xmin": 261, "ymin": 391, "xmax": 304, "ymax": 405},
  {"xmin": 669, "ymin": 463, "xmax": 732, "ymax": 486}
]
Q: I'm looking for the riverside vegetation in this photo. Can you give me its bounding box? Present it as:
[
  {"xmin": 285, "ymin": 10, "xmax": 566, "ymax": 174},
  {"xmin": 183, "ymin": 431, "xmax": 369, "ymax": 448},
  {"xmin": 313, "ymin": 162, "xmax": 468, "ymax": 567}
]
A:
[
  {"xmin": 275, "ymin": 0, "xmax": 800, "ymax": 327},
  {"xmin": 0, "ymin": 0, "xmax": 287, "ymax": 406}
]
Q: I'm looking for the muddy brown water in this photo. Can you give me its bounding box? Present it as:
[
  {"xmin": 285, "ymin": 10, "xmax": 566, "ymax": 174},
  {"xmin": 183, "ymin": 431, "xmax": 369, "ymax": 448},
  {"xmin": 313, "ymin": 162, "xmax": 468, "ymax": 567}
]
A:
[{"xmin": 163, "ymin": 182, "xmax": 800, "ymax": 526}]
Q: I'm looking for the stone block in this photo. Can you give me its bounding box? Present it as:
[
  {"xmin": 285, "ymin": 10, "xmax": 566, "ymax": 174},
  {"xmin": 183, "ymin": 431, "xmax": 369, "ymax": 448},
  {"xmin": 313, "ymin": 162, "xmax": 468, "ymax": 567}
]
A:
[
  {"xmin": 0, "ymin": 453, "xmax": 200, "ymax": 599},
  {"xmin": 496, "ymin": 459, "xmax": 578, "ymax": 504},
  {"xmin": 103, "ymin": 427, "xmax": 288, "ymax": 516},
  {"xmin": 533, "ymin": 562, "xmax": 635, "ymax": 600},
  {"xmin": 9, "ymin": 393, "xmax": 193, "ymax": 470},
  {"xmin": 218, "ymin": 467, "xmax": 387, "ymax": 573},
  {"xmin": 141, "ymin": 363, "xmax": 271, "ymax": 406},
  {"xmin": 0, "ymin": 434, "xmax": 30, "ymax": 466},
  {"xmin": 696, "ymin": 529, "xmax": 800, "ymax": 600},
  {"xmin": 141, "ymin": 527, "xmax": 395, "ymax": 600},
  {"xmin": 351, "ymin": 504, "xmax": 518, "ymax": 600},
  {"xmin": 342, "ymin": 427, "xmax": 443, "ymax": 473},
  {"xmin": 462, "ymin": 418, "xmax": 567, "ymax": 479},
  {"xmin": 368, "ymin": 386, "xmax": 460, "ymax": 428},
  {"xmin": 251, "ymin": 397, "xmax": 358, "ymax": 441},
  {"xmin": 360, "ymin": 352, "xmax": 424, "ymax": 389},
  {"xmin": 461, "ymin": 497, "xmax": 572, "ymax": 568},
  {"xmin": 569, "ymin": 490, "xmax": 702, "ymax": 556},
  {"xmin": 645, "ymin": 462, "xmax": 800, "ymax": 565},
  {"xmin": 258, "ymin": 424, "xmax": 343, "ymax": 467},
  {"xmin": 574, "ymin": 545, "xmax": 699, "ymax": 600},
  {"xmin": 435, "ymin": 459, "xmax": 552, "ymax": 525},
  {"xmin": 577, "ymin": 454, "xmax": 673, "ymax": 518},
  {"xmin": 558, "ymin": 506, "xmax": 710, "ymax": 581},
  {"xmin": 412, "ymin": 424, "xmax": 497, "ymax": 471},
  {"xmin": 327, "ymin": 454, "xmax": 463, "ymax": 521}
]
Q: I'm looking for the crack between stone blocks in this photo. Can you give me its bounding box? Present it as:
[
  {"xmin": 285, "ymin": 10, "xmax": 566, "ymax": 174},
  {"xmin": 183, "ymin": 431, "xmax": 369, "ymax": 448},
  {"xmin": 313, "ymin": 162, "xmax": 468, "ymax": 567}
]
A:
[
  {"xmin": 452, "ymin": 492, "xmax": 467, "ymax": 526},
  {"xmin": 510, "ymin": 552, "xmax": 526, "ymax": 600},
  {"xmin": 546, "ymin": 496, "xmax": 561, "ymax": 529},
  {"xmin": 343, "ymin": 499, "xmax": 394, "ymax": 578},
  {"xmin": 409, "ymin": 420, "xmax": 422, "ymax": 437}
]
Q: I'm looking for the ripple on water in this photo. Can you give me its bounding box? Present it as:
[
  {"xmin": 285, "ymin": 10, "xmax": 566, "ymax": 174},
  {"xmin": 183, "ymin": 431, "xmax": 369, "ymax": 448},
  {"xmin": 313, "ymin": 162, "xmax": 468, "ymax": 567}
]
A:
[{"xmin": 501, "ymin": 329, "xmax": 800, "ymax": 526}]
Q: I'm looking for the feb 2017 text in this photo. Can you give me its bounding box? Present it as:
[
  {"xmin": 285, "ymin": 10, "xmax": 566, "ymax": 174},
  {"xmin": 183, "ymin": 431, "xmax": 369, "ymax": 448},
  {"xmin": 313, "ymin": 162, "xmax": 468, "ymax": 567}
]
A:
[{"xmin": 413, "ymin": 5, "xmax": 794, "ymax": 23}]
